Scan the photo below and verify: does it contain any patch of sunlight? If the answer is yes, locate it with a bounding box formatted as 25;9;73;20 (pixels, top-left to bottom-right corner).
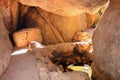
67;64;92;77
30;41;44;48
12;41;44;56
12;48;29;56
74;42;89;45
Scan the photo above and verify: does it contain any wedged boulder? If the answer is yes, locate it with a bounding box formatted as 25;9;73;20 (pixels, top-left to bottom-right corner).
13;28;42;47
92;0;120;80
31;42;93;69
24;7;101;45
0;13;12;77
18;0;108;16
17;2;105;45
25;7;90;44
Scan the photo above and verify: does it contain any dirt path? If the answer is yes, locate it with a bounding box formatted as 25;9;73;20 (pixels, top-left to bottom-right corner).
1;52;39;80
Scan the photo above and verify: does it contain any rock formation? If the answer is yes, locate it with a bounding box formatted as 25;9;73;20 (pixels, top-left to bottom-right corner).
0;0;18;33
1;0;120;80
92;0;120;80
18;0;108;16
25;8;90;44
0;0;17;77
33;43;92;80
13;28;42;47
0;13;12;77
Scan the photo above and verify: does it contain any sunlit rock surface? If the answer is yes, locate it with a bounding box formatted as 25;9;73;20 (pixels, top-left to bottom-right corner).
17;0;106;45
1;0;118;79
25;8;90;44
13;28;42;47
18;0;108;16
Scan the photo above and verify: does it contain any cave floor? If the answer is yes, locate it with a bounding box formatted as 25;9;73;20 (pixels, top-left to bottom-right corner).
1;52;39;80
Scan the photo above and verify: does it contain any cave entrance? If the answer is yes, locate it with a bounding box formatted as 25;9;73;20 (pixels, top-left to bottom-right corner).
1;0;110;80
10;3;108;80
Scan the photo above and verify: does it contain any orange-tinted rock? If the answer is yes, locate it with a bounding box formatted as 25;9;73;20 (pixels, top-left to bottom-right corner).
87;12;100;28
75;43;90;53
13;28;42;47
87;6;106;28
73;31;91;42
53;43;74;57
18;3;105;45
18;0;108;16
92;0;120;80
25;8;90;44
0;13;12;76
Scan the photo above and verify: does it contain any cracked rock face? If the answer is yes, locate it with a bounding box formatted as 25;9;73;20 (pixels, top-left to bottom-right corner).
92;0;120;80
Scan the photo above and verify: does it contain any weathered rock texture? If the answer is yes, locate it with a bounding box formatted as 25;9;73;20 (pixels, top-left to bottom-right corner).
92;0;120;80
0;14;12;77
0;0;19;33
13;28;42;47
25;8;90;44
17;1;106;45
36;53;90;80
1;53;39;80
73;31;91;42
18;0;108;16
86;13;100;28
0;0;16;77
32;43;91;80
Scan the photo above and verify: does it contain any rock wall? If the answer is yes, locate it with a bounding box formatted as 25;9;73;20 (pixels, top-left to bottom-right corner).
0;0;18;77
0;0;18;33
92;0;120;80
25;8;90;44
18;0;108;16
16;1;105;45
13;28;42;47
0;13;12;77
0;0;111;78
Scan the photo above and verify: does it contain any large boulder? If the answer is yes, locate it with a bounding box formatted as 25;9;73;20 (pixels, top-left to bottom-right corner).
18;0;108;16
13;28;42;47
25;8;89;44
31;43;91;80
17;1;106;45
0;13;12;77
92;0;120;80
0;0;15;77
